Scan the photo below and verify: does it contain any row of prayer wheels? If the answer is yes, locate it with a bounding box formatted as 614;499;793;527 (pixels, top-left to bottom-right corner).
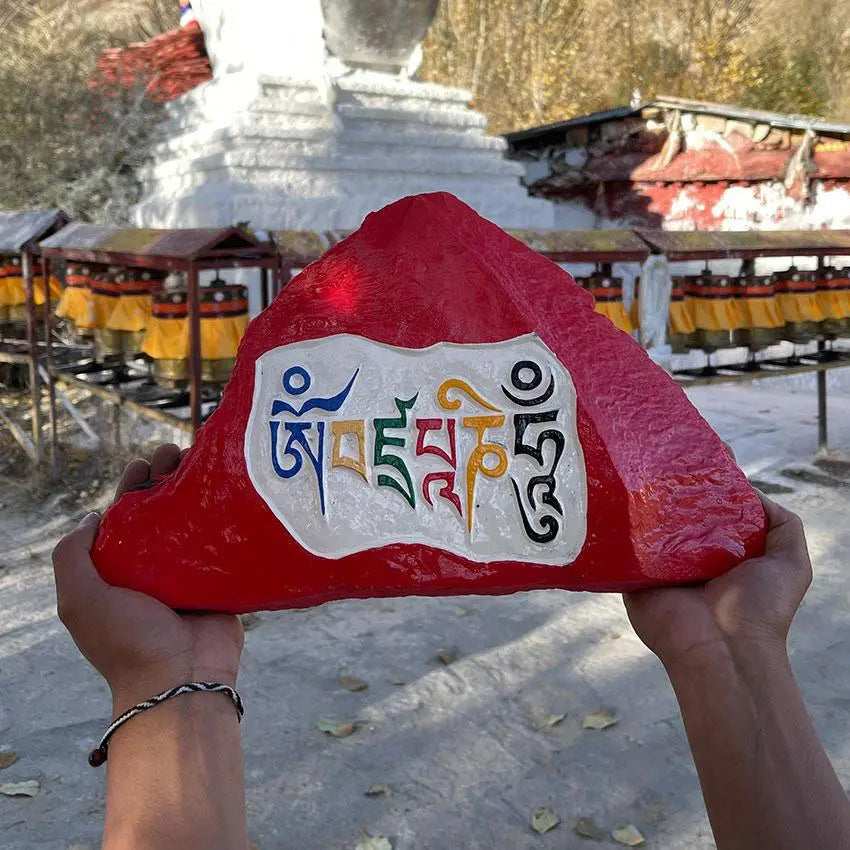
579;268;850;351
55;264;249;387
0;256;63;326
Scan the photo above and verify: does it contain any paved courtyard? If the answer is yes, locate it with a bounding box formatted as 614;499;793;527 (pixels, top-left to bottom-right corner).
1;379;849;849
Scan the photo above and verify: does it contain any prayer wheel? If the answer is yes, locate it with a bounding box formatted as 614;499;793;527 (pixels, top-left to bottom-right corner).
0;257;16;325
730;274;783;350
1;257;62;324
668;276;695;353
683;271;742;352
143;284;250;388
55;264;96;338
774;267;823;344
815;268;850;338
94;268;163;358
583;273;635;334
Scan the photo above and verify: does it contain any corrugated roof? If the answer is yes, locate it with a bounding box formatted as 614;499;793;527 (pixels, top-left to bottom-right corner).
505;96;850;148
507;228;650;261
0;209;68;253
637;229;850;260
40;223;273;263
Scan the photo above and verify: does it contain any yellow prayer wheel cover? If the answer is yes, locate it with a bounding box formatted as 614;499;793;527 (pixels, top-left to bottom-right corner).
685;275;746;332
2;276;26;307
105;294;153;333
92;293;117;329
142;315;249;361
816;274;850;320
56;286;95;326
776;292;824;323
669;299;696;335
201;314;249;359
594;301;635;334
739;296;784;329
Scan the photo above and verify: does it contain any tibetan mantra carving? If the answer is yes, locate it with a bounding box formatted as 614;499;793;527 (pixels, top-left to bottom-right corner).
245;334;587;565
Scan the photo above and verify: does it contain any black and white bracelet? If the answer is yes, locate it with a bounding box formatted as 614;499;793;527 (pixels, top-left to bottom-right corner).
89;682;244;767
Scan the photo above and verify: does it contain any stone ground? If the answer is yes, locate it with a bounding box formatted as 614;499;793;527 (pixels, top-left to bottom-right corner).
1;379;849;850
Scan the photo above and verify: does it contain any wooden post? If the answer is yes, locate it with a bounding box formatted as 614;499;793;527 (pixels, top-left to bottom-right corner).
187;263;202;437
42;256;58;476
260;266;270;311
22;251;43;463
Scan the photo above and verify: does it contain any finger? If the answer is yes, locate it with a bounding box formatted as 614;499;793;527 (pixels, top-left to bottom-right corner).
52;513;109;626
760;494;811;568
179;446;190;463
150;443;182;480
115;459;151;500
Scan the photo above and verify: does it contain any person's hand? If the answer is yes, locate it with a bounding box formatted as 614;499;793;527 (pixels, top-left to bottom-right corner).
625;492;812;675
53;444;244;714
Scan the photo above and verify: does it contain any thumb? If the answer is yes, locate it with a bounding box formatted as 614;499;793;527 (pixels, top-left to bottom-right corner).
53;512;108;625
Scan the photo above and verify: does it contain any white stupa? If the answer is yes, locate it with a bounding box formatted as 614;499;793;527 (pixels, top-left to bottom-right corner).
133;0;553;230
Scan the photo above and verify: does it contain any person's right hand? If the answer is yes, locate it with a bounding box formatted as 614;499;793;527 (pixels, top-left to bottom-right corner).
624;493;812;674
52;444;244;716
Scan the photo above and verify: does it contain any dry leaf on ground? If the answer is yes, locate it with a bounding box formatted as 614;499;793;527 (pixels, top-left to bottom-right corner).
365;783;391;797
583;709;619;730
339;675;368;692
435;648;458;665
0;779;40;797
354;835;392;850
531;806;560;834
573;816;602;840
612;824;646;846
534;712;567;730
316;718;357;738
0;751;18;769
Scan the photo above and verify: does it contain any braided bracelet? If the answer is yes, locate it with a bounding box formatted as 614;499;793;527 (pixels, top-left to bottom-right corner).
88;682;244;767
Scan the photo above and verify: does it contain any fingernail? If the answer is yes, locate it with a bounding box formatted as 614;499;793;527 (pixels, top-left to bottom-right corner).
81;511;101;524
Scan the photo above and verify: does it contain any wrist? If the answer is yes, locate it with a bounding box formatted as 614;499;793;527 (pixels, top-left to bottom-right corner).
110;663;239;717
660;633;789;685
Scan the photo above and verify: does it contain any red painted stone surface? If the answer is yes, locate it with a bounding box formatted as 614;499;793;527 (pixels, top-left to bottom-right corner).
92;192;766;612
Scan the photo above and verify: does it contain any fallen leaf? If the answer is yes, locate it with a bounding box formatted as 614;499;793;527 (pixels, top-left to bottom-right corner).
0;751;18;769
583;709;619;730
339;675;368;692
435;648;458;665
612;825;646;846
355;836;392;850
534;712;567;730
531;806;560;834
0;780;40;797
573;816;602;840
365;783;391;797
316;718;357;738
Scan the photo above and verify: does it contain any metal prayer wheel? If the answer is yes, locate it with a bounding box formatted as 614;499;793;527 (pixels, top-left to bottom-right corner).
667;276;690;353
816;268;850;338
4;256;31;324
683;271;735;352
94;268;136;357
149;285;248;389
0;257;15;325
61;263;95;339
199;284;248;384
775;267;821;344
731;274;783;350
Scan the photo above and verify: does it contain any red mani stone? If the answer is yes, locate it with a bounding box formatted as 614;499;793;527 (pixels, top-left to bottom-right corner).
92;192;766;613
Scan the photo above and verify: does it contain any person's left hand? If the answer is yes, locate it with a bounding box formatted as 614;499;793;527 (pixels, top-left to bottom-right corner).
52;444;244;715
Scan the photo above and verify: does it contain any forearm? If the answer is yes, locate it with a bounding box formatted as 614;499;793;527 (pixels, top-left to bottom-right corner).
666;638;850;850
102;689;247;850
